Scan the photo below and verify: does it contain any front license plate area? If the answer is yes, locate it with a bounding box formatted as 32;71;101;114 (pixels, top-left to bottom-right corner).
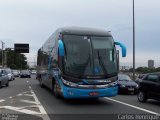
128;88;134;91
89;92;99;96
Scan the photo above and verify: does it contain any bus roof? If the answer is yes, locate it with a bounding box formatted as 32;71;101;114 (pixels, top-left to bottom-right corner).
58;26;112;37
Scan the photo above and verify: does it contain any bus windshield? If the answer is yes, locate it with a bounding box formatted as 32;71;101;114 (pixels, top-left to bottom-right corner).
63;35;117;78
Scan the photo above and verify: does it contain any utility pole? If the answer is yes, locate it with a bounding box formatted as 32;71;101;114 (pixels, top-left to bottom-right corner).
34;55;36;67
1;41;5;67
4;50;7;68
21;54;22;70
117;50;120;72
133;0;136;80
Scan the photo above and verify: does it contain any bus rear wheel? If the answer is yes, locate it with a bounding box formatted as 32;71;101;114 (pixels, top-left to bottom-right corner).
40;78;44;88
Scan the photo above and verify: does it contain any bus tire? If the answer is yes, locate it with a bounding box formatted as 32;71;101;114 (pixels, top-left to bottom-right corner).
53;82;61;99
40;79;44;88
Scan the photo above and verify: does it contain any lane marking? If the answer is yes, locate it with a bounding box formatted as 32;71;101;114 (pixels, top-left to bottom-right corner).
23;91;29;94
0;91;31;102
0;89;51;120
17;94;23;96
31;90;51;120
105;97;160;115
18;105;38;109
23;94;33;97
0;106;40;115
0;99;5;103
20;100;37;104
29;86;32;89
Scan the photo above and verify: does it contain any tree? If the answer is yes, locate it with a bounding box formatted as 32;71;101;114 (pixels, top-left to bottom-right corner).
136;67;159;73
4;48;29;69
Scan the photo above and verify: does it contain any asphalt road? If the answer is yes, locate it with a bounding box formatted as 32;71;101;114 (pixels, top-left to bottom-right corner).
0;76;160;120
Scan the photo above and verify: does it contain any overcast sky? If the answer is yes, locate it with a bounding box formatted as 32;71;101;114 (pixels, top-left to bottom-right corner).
0;0;160;67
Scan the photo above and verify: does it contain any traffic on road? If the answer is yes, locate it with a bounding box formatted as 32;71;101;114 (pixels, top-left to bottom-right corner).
0;71;160;120
1;1;160;119
0;26;160;119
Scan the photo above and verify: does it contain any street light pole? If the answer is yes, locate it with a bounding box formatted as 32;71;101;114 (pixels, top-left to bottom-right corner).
1;41;5;67
34;55;36;67
4;50;7;68
133;0;135;80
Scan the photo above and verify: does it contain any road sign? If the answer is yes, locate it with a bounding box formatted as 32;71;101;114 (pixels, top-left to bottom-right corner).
14;43;29;53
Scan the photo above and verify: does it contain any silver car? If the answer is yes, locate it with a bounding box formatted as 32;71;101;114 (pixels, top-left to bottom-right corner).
12;70;20;77
5;68;15;81
0;69;9;88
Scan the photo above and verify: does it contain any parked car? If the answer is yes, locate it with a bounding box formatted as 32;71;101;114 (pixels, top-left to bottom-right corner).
12;70;20;77
5;68;15;81
137;72;160;102
0;69;9;88
135;74;146;83
118;74;139;94
31;70;37;75
20;70;31;78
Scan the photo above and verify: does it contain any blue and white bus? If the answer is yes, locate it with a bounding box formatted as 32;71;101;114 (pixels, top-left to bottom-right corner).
37;27;126;98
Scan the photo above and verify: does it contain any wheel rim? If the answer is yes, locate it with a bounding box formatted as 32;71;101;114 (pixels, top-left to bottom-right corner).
138;92;144;101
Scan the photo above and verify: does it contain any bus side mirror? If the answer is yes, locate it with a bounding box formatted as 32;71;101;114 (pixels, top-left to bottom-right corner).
115;42;126;57
58;40;65;56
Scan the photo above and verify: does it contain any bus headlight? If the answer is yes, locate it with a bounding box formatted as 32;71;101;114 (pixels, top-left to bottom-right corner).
108;81;118;87
62;78;78;87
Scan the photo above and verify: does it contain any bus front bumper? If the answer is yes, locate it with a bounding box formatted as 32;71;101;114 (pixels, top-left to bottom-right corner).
61;85;118;98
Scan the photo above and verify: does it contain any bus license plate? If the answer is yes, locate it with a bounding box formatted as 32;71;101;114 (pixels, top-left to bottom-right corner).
128;88;134;91
89;92;99;96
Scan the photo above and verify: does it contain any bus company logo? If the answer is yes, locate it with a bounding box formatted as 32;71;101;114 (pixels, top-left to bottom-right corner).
83;80;98;85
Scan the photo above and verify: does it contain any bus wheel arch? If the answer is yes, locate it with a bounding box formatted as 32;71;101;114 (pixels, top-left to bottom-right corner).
52;78;62;98
39;75;44;88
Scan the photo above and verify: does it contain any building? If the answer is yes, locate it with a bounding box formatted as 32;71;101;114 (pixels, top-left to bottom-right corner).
120;66;132;71
148;60;154;68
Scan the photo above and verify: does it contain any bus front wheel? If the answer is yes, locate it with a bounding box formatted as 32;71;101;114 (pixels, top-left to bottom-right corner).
53;82;61;99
